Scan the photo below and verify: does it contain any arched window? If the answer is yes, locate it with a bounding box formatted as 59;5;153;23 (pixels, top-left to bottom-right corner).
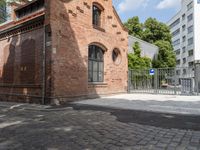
88;45;104;82
92;5;101;27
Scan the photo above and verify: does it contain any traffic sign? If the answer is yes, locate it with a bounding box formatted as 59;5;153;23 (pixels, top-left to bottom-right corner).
149;69;155;76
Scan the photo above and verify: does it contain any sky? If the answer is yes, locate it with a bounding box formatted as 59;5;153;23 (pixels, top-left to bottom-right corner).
113;0;182;23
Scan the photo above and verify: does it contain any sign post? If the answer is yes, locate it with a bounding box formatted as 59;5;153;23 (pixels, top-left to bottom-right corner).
149;69;155;76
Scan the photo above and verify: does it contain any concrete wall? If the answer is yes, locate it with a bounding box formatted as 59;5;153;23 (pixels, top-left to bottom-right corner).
194;0;200;61
128;35;158;60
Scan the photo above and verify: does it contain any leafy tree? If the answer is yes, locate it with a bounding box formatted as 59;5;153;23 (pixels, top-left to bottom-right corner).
133;41;141;57
153;40;176;68
0;0;23;24
142;18;172;44
125;17;175;68
128;42;151;69
0;0;7;23
124;16;143;38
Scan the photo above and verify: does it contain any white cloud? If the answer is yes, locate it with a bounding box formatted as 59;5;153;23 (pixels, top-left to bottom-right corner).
118;0;150;13
156;0;181;10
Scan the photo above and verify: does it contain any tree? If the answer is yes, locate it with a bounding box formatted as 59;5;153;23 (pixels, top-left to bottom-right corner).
125;16;176;68
0;0;24;24
124;16;143;38
142;18;172;44
152;40;176;68
0;0;7;23
128;42;151;69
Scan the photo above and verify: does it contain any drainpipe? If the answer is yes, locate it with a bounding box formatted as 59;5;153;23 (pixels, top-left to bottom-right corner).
42;24;46;105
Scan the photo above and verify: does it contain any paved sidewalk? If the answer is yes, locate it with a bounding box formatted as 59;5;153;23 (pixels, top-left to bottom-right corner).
73;94;200;115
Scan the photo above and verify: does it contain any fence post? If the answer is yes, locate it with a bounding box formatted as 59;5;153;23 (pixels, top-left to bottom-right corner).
174;68;177;95
128;70;131;93
194;60;200;95
154;68;158;94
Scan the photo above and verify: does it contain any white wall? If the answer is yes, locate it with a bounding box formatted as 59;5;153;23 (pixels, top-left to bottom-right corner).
128;36;158;60
194;0;200;60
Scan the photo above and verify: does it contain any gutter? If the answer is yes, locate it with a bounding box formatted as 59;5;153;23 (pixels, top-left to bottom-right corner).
42;24;46;105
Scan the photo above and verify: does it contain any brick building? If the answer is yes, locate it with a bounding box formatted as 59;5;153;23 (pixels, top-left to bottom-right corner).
0;0;128;104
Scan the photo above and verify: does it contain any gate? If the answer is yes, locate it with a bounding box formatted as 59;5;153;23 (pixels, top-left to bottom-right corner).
128;67;199;95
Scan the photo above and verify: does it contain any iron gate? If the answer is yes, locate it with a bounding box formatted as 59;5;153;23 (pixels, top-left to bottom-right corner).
128;67;199;95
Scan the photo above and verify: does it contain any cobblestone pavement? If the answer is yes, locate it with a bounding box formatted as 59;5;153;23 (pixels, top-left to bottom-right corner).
0;104;200;150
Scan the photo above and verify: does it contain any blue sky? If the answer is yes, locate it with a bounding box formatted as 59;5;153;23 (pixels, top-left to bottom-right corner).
113;0;182;23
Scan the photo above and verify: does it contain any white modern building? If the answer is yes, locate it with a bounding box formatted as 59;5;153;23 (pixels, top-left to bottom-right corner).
167;0;200;73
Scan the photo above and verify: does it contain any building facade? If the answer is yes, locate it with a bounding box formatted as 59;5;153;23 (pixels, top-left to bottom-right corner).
167;0;200;74
128;35;158;60
0;0;128;104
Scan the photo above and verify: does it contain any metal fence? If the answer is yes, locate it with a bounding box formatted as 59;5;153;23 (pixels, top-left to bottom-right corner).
128;67;200;96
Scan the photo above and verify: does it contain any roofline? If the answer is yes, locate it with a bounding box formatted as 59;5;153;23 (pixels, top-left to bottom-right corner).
112;6;128;32
0;10;45;31
166;10;181;25
128;35;159;49
0;15;44;35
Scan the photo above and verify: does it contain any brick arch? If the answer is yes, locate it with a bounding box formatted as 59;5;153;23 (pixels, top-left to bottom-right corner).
92;1;105;11
89;42;107;52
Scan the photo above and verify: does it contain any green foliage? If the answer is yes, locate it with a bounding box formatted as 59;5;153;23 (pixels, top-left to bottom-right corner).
125;16;176;68
142;18;172;44
153;40;176;68
0;0;7;24
0;0;21;24
124;16;143;38
132;41;141;57
128;42;151;69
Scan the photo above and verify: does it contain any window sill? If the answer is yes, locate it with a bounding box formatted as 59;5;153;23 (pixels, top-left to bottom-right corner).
93;25;105;32
88;82;108;85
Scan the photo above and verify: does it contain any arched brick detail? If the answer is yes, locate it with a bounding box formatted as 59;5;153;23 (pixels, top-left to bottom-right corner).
89;42;107;52
93;2;104;11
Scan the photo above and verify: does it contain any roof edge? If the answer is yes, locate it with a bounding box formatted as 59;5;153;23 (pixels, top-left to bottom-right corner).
112;6;128;32
128;35;159;49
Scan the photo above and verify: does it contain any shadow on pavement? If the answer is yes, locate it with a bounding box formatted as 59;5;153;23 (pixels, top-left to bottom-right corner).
69;103;200;131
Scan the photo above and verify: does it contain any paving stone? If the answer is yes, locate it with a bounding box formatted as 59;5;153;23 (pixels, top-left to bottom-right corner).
0;105;200;149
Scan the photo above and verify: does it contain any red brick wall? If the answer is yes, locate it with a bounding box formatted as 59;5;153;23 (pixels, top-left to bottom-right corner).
47;0;128;102
0;0;128;103
0;27;44;103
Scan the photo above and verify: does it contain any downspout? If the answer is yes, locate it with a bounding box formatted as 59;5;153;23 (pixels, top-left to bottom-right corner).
42;24;46;105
